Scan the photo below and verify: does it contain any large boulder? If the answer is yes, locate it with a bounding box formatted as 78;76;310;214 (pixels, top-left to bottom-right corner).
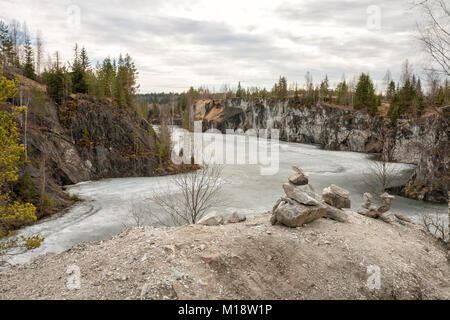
283;183;321;206
322;184;351;209
198;211;224;226
288;166;309;186
272;200;325;228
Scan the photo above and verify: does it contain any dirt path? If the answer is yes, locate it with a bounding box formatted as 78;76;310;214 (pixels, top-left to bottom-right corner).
1;211;449;300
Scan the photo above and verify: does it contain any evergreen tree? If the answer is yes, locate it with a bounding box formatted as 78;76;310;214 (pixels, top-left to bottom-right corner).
80;47;89;72
319;75;329;102
71;44;88;94
236;81;244;98
386;81;396;101
0;21;14;64
23;35;36;80
41;54;71;105
434;87;446;108
336;80;348;105
278;76;287;99
387;71;426;122
354;73;378;114
98;57;115;98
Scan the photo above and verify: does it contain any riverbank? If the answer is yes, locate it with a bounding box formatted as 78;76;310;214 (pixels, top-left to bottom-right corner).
1;211;448;300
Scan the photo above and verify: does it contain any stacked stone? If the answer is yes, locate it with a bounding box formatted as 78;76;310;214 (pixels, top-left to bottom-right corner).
271;167;350;228
356;192;396;223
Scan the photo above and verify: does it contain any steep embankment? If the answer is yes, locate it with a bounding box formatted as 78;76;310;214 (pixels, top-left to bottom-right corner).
0;212;448;300
195;99;449;203
4;67;183;220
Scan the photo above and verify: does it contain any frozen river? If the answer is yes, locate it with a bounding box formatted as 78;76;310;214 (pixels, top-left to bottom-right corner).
9;132;448;264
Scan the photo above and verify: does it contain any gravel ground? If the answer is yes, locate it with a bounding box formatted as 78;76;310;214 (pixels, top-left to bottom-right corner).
1;211;449;300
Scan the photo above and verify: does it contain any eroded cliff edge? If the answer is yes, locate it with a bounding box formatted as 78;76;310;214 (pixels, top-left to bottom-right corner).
195;98;449;203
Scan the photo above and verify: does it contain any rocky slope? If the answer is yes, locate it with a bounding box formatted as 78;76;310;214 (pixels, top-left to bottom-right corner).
0;211;448;300
195;99;449;203
4;67;185;219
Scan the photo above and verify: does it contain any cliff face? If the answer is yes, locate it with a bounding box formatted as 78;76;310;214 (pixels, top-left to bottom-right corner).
196;99;449;203
57;94;160;182
4;69;165;218
403;107;450;202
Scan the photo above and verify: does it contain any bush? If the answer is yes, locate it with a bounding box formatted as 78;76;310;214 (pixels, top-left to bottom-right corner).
40;193;54;211
70;194;81;202
12;174;37;203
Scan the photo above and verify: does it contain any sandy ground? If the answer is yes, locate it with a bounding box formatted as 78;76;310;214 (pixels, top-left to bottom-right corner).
0;211;449;300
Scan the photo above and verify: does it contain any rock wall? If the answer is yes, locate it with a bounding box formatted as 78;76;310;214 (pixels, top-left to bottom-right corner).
3;66;164;217
196;98;449;203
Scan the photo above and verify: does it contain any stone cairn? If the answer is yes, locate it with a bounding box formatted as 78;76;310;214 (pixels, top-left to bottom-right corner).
356;192;412;224
271;166;351;228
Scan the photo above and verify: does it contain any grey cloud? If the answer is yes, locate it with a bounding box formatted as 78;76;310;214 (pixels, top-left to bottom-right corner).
0;0;424;92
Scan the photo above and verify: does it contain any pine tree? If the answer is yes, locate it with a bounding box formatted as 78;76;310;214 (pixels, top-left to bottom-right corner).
236;81;244;98
80;47;90;72
336;80;348;105
41;53;71;105
386;81;396;101
354;73;377;114
71;44;88;94
434;87;446;108
23;35;36;80
320;75;329;102
278;76;287;99
0;21;14;64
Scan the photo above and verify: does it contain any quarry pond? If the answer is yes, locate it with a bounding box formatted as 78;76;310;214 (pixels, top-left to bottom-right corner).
10;132;448;265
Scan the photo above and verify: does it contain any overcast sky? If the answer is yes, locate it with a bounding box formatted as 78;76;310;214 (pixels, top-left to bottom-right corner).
0;0;428;93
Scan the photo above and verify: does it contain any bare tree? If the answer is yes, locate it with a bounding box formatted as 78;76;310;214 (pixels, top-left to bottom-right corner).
10;20;20;64
363;157;401;197
421;213;448;242
122;202;151;229
156;107;172;163
415;0;449;76
383;69;392;97
151;164;227;226
363;134;401;197
35;30;43;75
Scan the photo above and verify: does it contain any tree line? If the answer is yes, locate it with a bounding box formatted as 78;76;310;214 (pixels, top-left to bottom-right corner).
175;62;448;122
0;19;139;109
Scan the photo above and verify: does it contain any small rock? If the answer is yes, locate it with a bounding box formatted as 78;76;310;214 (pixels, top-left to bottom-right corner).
270;214;278;225
289;166;309;185
173;270;184;280
226;212;247;224
394;213;412;223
